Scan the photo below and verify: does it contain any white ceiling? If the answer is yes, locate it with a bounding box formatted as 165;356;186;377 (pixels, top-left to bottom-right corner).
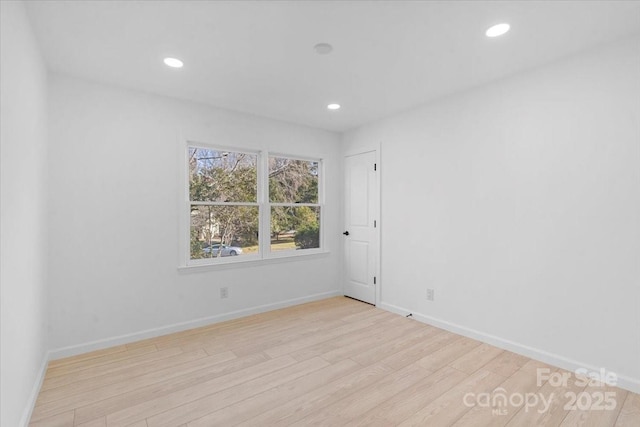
25;1;640;132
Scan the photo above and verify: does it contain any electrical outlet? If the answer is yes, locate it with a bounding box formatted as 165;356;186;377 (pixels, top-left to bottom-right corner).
220;287;229;299
426;289;434;301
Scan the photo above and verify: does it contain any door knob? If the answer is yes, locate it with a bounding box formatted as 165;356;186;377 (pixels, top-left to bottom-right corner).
343;231;350;236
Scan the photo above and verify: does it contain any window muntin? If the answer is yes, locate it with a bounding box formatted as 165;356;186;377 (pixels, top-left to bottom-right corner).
184;145;323;266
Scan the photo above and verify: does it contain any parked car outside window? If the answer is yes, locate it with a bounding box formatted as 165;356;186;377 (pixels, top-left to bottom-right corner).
202;244;243;257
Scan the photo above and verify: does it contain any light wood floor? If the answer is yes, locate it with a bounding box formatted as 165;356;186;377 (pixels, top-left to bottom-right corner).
31;297;639;427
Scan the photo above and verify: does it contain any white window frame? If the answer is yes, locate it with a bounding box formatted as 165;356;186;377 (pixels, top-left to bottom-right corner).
266;152;325;259
179;140;325;269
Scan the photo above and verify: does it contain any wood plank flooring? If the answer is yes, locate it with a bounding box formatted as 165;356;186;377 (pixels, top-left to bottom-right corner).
30;297;640;426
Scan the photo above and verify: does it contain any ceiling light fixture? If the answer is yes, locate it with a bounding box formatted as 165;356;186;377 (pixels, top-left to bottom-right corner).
485;23;510;38
314;43;333;55
163;57;184;68
327;103;341;110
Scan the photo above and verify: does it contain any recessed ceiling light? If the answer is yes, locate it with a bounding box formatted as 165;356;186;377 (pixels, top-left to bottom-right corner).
485;23;510;38
163;57;184;68
314;43;333;55
327;103;341;110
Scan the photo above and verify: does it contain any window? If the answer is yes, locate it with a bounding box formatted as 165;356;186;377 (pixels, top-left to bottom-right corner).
184;143;323;266
269;156;321;253
188;147;260;262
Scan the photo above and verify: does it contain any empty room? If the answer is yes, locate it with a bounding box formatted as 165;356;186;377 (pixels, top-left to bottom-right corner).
1;0;639;426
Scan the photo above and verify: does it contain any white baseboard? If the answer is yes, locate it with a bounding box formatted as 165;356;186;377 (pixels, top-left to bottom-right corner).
379;302;640;395
49;290;341;360
20;351;49;427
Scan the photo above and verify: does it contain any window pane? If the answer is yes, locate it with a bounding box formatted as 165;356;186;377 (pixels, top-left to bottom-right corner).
190;205;259;259
269;157;318;203
189;147;257;202
270;206;320;251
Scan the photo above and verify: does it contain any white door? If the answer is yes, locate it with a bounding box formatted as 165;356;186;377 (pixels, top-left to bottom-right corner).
343;151;378;305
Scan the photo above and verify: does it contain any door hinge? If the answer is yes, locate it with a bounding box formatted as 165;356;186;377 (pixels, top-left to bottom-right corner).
373;276;377;285
374;220;377;228
374;163;377;171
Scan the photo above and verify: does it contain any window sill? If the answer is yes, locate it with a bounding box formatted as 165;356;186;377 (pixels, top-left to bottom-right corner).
177;250;331;273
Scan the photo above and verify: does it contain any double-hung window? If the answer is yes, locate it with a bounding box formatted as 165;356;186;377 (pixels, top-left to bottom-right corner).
188;146;260;263
268;155;321;254
184;143;323;267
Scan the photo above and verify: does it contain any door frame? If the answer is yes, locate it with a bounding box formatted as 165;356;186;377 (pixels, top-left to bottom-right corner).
342;143;381;306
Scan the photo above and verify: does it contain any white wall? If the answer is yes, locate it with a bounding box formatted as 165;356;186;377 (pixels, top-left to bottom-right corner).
47;75;342;353
343;37;640;391
0;1;50;425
